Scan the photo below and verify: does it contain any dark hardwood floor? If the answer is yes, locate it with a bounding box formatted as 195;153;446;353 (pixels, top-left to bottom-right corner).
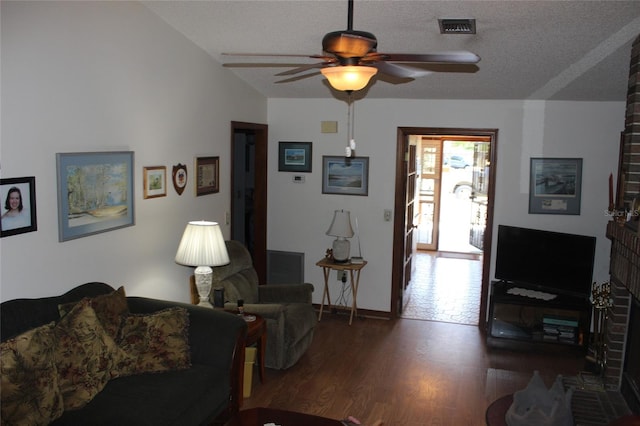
242;315;586;425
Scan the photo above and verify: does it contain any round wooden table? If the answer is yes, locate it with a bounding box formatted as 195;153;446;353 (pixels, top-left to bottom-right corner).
226;407;343;426
485;394;512;426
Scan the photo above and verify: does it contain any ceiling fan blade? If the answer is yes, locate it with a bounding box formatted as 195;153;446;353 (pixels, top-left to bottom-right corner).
389;63;480;74
275;72;322;84
373;62;432;79
223;63;318;69
275;61;335;76
222;52;317;58
380;51;481;64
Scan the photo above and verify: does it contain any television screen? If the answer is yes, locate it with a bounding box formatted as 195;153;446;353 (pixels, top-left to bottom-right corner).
495;225;596;297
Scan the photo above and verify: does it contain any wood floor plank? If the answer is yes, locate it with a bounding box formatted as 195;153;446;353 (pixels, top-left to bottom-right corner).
243;316;585;425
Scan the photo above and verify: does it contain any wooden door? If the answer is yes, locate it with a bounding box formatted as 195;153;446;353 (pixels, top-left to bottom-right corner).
230;121;268;285
391;134;419;314
469;142;490;250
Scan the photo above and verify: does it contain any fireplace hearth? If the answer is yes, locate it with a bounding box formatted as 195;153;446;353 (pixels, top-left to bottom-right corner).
621;295;640;413
605;222;640;415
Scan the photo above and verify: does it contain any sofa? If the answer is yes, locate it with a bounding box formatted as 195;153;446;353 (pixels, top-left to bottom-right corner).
195;240;317;370
0;282;247;426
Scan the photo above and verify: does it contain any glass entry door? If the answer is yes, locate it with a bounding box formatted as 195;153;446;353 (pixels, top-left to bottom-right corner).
416;139;442;250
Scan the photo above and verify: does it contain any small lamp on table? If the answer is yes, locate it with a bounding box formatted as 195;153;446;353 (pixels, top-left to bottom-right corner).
326;209;354;263
175;221;229;308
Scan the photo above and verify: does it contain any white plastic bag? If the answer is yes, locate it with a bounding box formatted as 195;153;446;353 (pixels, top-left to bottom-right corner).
505;371;573;426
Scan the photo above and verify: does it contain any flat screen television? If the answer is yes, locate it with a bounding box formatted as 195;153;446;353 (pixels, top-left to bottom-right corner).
495;225;596;297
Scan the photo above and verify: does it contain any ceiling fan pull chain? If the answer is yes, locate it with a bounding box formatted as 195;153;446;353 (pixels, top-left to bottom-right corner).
345;92;355;157
350;98;356;151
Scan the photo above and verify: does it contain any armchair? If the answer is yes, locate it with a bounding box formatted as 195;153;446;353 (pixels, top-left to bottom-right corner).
191;240;317;370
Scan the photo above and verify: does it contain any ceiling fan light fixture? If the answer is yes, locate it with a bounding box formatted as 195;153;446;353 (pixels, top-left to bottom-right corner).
320;66;378;91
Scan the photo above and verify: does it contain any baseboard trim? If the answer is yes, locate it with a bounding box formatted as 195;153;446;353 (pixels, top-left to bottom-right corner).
313;304;392;321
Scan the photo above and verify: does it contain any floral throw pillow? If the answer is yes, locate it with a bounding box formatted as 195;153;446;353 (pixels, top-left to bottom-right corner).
58;286;129;340
117;307;191;376
0;322;64;425
54;299;128;410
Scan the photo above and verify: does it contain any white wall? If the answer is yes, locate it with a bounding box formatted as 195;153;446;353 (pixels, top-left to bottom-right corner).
1;1;626;314
267;98;624;312
0;1;267;302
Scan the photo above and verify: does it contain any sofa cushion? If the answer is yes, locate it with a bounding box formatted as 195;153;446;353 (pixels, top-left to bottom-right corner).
0;322;64;425
50;364;229;426
117;307;191;375
58;286;128;339
54;299;126;410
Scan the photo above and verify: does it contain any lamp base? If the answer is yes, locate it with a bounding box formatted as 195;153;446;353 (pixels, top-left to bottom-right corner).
332;238;350;263
194;266;213;308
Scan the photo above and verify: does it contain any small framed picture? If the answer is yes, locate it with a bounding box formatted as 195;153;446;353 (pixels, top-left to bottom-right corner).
1;176;37;238
143;166;167;199
322;156;369;196
195;156;219;196
529;157;582;215
279;142;312;173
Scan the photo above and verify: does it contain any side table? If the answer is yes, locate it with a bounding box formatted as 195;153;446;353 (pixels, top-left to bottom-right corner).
232;312;266;407
243;313;266;384
316;258;367;325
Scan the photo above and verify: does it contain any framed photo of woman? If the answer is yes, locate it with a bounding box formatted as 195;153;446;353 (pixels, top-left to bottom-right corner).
0;176;37;238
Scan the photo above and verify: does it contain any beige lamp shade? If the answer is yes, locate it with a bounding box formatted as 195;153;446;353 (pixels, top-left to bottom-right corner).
175;221;229;267
320;66;378;91
326;210;355;238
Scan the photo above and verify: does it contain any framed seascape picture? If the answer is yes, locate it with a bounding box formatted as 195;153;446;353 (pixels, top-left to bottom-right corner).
56;151;135;241
0;176;37;238
195;156;219;196
529;157;582;215
279;142;312;172
143;166;167;199
322;156;369;196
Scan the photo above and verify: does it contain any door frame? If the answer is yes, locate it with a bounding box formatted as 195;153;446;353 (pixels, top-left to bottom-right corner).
392;127;498;327
230;121;268;285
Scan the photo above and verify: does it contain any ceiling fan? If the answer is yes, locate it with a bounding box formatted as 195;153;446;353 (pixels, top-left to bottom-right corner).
222;0;481;91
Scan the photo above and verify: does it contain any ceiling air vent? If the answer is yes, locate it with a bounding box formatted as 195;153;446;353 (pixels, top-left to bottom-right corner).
438;19;476;35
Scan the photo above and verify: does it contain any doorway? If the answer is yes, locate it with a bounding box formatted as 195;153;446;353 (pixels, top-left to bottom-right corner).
391;127;497;327
230;121;268;285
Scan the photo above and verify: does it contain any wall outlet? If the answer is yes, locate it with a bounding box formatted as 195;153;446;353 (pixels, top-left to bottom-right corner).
338;270;347;282
384;209;392;222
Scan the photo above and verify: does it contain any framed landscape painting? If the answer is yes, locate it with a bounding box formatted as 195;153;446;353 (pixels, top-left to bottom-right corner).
279;142;312;172
56;151;135;241
0;176;37;238
322;156;369;196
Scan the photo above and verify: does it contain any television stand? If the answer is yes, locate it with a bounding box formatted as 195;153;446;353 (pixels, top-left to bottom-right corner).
487;280;591;352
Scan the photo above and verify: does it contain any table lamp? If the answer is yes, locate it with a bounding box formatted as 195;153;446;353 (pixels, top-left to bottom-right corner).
175;221;229;307
326;209;354;263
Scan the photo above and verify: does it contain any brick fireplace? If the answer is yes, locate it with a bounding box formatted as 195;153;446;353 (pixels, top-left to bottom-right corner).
604;222;640;391
602;32;640;412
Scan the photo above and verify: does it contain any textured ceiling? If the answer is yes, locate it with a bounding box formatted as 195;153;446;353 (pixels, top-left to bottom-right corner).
143;0;640;101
